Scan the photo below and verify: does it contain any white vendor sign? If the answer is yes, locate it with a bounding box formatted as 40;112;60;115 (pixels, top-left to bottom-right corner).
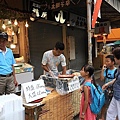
68;76;80;92
21;79;47;103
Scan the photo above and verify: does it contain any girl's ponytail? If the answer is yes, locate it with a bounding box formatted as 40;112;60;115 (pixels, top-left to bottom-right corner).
92;74;97;88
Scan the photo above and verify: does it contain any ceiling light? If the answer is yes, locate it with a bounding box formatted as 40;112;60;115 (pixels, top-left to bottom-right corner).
2;23;6;29
30;17;35;21
103;33;107;36
67;21;70;26
10;44;16;49
14;19;18;25
12;31;14;35
25;21;29;27
8;20;12;24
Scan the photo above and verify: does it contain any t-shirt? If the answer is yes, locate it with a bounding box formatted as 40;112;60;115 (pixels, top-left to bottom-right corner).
41;50;66;76
0;47;16;75
103;68;117;83
113;67;120;100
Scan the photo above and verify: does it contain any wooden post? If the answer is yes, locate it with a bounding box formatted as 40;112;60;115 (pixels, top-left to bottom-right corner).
19;22;29;62
62;24;69;68
87;0;92;65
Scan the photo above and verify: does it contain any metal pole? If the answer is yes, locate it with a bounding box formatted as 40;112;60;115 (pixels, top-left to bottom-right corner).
87;0;92;65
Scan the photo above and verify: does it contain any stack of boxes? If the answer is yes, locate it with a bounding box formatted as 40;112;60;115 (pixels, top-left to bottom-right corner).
0;94;25;120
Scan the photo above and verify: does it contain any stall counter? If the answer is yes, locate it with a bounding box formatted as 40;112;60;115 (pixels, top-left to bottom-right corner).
24;89;81;120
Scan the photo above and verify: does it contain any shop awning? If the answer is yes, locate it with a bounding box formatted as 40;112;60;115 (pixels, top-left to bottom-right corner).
97;28;120;42
104;0;120;28
105;0;120;13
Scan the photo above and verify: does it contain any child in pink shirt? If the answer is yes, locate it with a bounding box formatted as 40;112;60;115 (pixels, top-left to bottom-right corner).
79;64;96;120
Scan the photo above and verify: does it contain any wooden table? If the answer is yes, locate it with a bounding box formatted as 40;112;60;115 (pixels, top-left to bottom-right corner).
23;100;45;120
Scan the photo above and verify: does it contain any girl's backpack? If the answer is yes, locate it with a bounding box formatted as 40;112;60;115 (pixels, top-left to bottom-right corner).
84;82;105;114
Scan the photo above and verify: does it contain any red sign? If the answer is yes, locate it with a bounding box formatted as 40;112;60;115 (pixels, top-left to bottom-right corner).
92;0;103;28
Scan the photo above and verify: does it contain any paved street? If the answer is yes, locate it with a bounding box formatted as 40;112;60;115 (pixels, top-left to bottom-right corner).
74;115;79;120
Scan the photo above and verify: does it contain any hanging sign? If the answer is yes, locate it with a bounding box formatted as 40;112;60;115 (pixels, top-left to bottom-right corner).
21;79;47;103
30;1;41;17
69;13;87;29
94;21;111;35
55;10;66;24
51;0;70;9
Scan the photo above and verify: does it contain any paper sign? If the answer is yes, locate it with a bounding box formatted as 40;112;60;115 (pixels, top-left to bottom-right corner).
68;76;80;92
21;79;47;103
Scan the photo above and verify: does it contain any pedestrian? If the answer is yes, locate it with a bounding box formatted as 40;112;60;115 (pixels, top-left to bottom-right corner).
102;47;120;120
79;64;96;120
41;41;66;77
0;32;18;95
99;55;117;120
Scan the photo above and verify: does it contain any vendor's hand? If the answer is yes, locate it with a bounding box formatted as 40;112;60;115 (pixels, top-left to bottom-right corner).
102;83;109;90
49;70;55;77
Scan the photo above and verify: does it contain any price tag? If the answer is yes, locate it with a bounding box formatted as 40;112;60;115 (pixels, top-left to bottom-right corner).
68;76;80;92
21;79;47;103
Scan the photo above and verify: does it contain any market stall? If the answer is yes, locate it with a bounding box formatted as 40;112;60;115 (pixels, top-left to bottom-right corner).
22;73;82;120
0;74;81;120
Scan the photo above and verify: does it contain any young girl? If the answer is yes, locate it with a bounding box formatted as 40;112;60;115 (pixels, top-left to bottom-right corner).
80;64;96;120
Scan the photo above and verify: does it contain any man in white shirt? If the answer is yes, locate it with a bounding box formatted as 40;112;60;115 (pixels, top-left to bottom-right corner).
41;41;66;77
